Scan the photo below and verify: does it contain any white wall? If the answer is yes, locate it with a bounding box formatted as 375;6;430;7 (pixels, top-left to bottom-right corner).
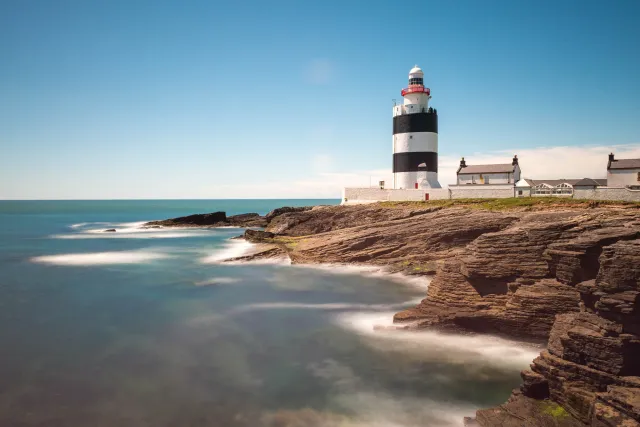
393;133;438;153
403;92;429;108
573;187;640;202
395;171;441;190
342;187;449;204
457;173;514;185
607;169;640;187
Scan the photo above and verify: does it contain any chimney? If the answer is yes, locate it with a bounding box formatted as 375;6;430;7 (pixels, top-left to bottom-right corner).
512;154;519;166
460;157;466;168
608;152;615;169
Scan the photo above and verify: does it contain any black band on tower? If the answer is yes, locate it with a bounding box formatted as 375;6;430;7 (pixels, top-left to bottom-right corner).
392;152;438;173
393;112;438;135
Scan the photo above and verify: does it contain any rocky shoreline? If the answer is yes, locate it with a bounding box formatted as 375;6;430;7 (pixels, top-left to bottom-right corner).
147;199;640;426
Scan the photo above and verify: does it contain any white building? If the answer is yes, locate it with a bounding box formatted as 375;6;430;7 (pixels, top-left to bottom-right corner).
392;66;441;190
515;178;606;197
607;153;640;189
455;155;521;185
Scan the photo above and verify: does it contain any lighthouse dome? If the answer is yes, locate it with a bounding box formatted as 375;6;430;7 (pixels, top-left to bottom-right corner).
409;65;424;76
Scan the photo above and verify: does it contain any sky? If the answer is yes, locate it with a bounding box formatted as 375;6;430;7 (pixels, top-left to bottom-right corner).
1;0;639;199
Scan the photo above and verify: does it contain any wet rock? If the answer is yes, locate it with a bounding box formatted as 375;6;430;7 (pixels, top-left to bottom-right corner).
244;229;275;242
227;213;268;228
144;211;268;228
264;206;313;222
104;229;116;232
146;212;227;227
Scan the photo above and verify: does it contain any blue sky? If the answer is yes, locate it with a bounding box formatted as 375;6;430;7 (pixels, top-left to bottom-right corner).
1;0;639;199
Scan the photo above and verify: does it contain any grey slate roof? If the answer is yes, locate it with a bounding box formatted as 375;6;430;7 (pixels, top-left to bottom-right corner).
457;164;515;174
608;159;640;170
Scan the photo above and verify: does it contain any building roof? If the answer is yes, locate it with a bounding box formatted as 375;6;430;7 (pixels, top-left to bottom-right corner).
573;178;608;187
457;164;516;174
518;178;606;188
608;158;640;170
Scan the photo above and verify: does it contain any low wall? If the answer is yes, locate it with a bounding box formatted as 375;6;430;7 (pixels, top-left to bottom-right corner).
573;187;640;202
342;188;449;204
448;185;514;199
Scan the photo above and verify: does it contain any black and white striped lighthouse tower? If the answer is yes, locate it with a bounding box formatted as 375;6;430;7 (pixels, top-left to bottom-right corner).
392;66;441;189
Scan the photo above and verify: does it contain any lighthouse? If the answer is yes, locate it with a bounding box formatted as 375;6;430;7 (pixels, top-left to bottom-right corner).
392;66;441;189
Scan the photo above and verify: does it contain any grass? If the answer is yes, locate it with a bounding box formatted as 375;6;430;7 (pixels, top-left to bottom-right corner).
268;236;304;250
539;401;570;419
379;197;640;211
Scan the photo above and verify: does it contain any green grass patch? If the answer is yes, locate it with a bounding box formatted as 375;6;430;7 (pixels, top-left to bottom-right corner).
539;401;570;419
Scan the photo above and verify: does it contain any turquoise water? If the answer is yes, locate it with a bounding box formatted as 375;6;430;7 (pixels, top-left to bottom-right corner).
0;200;538;427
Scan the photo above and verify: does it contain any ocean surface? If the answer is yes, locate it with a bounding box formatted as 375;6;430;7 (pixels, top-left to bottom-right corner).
0;200;540;427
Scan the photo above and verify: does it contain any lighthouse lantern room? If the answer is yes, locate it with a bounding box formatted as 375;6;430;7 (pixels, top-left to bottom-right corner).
392;66;441;189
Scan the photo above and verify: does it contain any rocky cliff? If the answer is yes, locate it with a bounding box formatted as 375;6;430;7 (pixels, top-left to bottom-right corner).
244;200;640;426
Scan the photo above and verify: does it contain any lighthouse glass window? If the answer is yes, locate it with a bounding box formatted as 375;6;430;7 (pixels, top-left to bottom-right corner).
409;77;423;86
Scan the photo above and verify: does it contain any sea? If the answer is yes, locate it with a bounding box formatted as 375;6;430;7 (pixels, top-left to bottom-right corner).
0;199;541;427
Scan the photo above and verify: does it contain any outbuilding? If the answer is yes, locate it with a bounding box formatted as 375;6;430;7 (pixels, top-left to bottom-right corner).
607;153;640;189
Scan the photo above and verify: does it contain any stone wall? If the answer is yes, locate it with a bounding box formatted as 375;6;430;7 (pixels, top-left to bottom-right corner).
449;185;514;199
343;186;640;204
574;187;640;202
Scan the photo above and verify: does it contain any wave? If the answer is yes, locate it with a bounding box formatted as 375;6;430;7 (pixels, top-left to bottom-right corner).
290;263;431;291
52;231;214;239
30;250;172;266
335;311;542;370
261;391;474;427
194;277;242;286
200;240;256;263
228;297;425;316
58;221;216;239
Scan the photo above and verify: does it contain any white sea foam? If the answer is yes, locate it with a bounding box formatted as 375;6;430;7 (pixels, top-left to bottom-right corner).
200;240;256;263
335;310;541;369
52;231;213;239
194;277;242;286
30;250;171;266
261;388;473;427
290;263;431;291
58;221;216;239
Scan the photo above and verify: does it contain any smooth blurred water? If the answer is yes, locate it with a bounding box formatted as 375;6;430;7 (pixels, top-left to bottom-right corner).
0;200;539;427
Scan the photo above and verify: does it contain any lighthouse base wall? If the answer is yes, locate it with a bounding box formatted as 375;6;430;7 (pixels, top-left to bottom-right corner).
342;187;450;204
394;171;441;190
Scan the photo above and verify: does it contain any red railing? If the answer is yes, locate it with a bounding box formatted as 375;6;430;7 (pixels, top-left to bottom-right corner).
401;86;430;96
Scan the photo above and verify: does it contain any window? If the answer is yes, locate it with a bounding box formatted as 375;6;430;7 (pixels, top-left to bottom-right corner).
637;172;640;182
533;183;553;195
409;77;423;85
518;190;523;196
554;183;573;195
